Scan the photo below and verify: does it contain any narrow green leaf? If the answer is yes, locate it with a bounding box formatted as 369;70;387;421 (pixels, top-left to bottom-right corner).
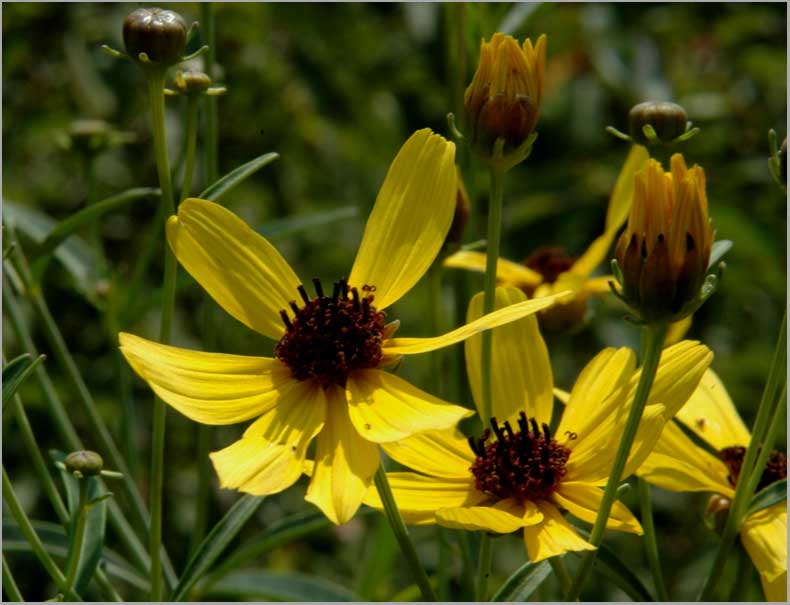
707;240;733;271
490;559;551;601
259;206;359;239
3;353;45;405
30;188;159;262
591;542;655;601
2;519;148;593
172;494;264;601
199;152;279;202
50;450;108;593
205;570;360;602
746;479;787;517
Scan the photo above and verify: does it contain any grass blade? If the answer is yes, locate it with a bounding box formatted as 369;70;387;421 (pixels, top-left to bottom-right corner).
2;353;45;406
199;153;279;202
205;570;360;602
745;478;787;517
259;206;359;239
490;559;551;601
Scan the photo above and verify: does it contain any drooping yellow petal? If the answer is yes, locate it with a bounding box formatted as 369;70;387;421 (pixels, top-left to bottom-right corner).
556;347;636;443
637;419;733;496
363;472;484;523
465;287;553;425
380;428;475;479
346;369;472;443
305;387;380;525
522;501;596;562
436;498;542;533
382;291;569;355
674;368;751;450
741;504;787;602
166;198;301;340
120;332;292;425
554;482;642;534
665;316;693;346
349;129;456;310
442;250;542;289
209;440;304;496
570;144;649;277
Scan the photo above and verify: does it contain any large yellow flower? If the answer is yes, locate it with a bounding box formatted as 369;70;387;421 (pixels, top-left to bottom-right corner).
364;286;712;560
638;369;787;601
120;129;568;525
444;145;650;330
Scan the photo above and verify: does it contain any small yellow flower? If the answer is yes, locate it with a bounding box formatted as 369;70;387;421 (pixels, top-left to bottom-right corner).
613;153;714;322
464;33;546;171
638;370;787;601
444;145;650;330
120;129;569;525
364;286;712;561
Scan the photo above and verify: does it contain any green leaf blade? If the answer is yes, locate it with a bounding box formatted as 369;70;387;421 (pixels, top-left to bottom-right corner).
491;559;552;601
205;570;361;602
746;478;787;517
3;353;45;405
199;152;279;202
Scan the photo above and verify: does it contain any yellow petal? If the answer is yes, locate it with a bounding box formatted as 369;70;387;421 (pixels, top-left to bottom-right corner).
665;316;693;346
674;368;751;451
346;369;472;443
570;144;649;277
209;439;304;496
741;503;787;598
554;482;642;534
167;198;301;340
380;428;474;479
382;291;569;355
305;388;380;524
362;472;483;521
120;332;292;425
636;419;733;496
349;129;456;309
436;498;541;533
581;275;615;296
465;287;554;424
522;501;596;562
556;347;636;443
442;250;542;289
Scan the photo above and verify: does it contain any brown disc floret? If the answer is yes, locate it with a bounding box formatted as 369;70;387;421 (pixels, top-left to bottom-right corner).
720;445;787;491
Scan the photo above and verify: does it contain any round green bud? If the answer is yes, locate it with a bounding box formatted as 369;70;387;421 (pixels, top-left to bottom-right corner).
123;7;188;66
628;101;688;146
64;450;104;476
174;70;212;95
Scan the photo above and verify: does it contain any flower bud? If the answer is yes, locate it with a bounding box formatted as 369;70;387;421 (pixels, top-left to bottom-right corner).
464;33;546;172
173;70;211;94
123;7;188;66
628;101;689;146
64;450;104;476
613;154;714;322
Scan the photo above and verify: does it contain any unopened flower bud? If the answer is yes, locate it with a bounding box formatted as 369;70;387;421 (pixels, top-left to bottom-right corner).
704;494;731;534
464;33;546;172
445;167;470;247
123;7;188;66
64;450;104;476
628;101;689;146
613;154;714;322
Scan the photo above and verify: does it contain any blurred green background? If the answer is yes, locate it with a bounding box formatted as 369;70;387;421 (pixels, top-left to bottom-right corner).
3;2;786;601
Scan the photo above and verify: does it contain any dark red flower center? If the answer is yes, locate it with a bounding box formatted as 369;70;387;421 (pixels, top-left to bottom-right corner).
522;246;575;284
275;278;386;388
720;445;787;491
468;411;571;502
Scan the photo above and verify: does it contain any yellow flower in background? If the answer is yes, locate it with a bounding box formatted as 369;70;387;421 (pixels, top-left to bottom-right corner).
464;33;547;171
364;286;712;561
638;370;787;601
120;129;568;525
613;153;714;322
444;145;650;330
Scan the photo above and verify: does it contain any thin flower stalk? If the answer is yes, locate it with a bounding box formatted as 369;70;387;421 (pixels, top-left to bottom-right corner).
637;478;669;601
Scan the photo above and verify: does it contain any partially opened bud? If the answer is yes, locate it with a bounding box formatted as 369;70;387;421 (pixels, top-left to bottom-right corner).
464;33;546;172
123;7;188;66
613;154;714;322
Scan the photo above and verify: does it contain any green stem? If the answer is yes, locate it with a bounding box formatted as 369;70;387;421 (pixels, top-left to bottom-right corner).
698;312;786;601
2;555;24;602
638;478;669;601
145;68;179;603
200;3;219;185
549;556;571;596
566;322;668;600
64;481;89;592
374;464;437;601
475;533;493;600
2;467;81;601
189;425;212;556
456;531;477;600
180;97;200;203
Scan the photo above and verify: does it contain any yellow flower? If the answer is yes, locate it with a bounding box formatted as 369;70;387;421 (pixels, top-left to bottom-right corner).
464;33;546;171
444;145;650;330
613;153;714;322
638;369;787;601
364;286;712;561
120;129;569;525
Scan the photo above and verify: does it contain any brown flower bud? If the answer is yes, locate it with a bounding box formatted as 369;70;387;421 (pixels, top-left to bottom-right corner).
64;450;104;476
628;101;689;146
123;7;188;66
